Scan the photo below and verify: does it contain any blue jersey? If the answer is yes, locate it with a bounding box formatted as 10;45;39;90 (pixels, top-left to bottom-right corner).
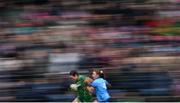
91;78;110;102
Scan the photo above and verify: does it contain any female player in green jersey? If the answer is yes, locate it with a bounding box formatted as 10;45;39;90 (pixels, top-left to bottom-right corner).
69;70;95;103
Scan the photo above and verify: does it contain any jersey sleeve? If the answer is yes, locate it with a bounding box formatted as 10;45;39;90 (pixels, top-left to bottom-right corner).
91;80;97;87
79;75;86;81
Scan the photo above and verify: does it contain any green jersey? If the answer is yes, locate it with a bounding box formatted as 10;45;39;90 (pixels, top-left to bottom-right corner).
76;75;93;102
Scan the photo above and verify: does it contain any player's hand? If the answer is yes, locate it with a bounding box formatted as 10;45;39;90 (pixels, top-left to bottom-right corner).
84;77;93;85
86;86;95;93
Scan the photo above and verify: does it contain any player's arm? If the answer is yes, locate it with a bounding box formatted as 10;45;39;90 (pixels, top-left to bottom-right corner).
84;77;93;85
86;86;95;93
84;77;95;93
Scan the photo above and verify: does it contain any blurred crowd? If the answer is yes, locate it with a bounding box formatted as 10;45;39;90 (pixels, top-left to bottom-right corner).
0;0;179;102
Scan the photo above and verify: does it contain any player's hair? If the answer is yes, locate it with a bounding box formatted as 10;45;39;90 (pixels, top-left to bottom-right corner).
93;69;104;79
69;70;79;76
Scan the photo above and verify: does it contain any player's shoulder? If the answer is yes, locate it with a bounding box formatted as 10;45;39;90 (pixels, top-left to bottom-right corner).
79;75;86;78
93;78;104;83
79;75;86;80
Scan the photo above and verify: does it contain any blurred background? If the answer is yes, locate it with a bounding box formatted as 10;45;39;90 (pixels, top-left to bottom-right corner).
0;0;179;102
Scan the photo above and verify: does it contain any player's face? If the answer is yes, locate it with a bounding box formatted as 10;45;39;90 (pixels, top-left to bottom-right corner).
92;71;99;79
70;75;78;81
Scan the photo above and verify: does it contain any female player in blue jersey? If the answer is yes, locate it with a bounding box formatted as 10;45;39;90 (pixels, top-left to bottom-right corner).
87;70;111;102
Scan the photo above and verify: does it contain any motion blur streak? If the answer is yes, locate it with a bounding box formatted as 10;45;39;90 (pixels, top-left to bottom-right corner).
0;0;179;102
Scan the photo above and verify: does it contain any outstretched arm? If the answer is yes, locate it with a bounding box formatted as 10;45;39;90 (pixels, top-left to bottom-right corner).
84;77;95;93
84;77;93;85
87;86;95;93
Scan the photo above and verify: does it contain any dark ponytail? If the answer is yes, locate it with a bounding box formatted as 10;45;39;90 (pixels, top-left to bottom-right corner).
99;70;104;78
